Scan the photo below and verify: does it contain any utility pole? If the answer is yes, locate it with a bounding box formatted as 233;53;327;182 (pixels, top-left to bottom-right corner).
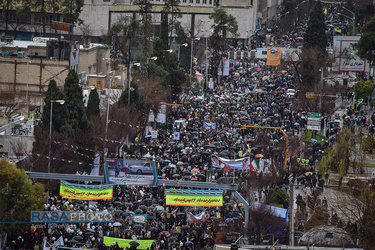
289;174;294;246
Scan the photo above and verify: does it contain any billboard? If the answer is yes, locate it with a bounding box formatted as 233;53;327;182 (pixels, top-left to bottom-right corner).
104;158;157;186
267;47;281;66
165;189;223;207
59;180;113;200
334;36;369;72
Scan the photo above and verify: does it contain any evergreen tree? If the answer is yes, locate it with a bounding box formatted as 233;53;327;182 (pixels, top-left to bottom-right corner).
210;8;239;82
63;70;90;137
118;82;145;112
40;80;68;133
61;0;84;26
86;88;100;119
303;0;328;55
356;16;375;63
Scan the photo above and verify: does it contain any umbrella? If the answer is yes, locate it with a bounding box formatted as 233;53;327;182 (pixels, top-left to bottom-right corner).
113;222;122;227
169;236;178;241
86;228;95;233
211;217;219;221
133;224;143;229
69;240;78;244
124;229;133;233
149;227;159;231
172;174;180;178
225;218;233;223
125;202;134;207
154;206;165;212
219;223;228;227
147;216;155;220
129;241;140;247
305;172;313;176
139;205;148;210
183;171;192;175
255;154;264;158
185;241;194;246
114;210;123;213
73;236;83;241
85;232;94;236
182;225;190;229
133;201;141;205
116;218;124;222
134;209;143;214
170;241;180;246
160;231;170;235
173;231;182;235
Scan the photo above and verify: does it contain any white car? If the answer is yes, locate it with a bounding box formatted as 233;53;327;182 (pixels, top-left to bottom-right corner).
286;89;296;98
128;162;153;174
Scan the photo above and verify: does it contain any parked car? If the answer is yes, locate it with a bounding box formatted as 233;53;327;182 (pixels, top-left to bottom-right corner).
128;162;153;174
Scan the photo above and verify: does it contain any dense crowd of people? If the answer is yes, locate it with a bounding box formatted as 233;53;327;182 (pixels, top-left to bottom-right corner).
4;1;371;249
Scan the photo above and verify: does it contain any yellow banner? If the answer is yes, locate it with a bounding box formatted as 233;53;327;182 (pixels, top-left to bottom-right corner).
165;189;223;207
267;47;281;66
103;236;154;249
59;180;113;200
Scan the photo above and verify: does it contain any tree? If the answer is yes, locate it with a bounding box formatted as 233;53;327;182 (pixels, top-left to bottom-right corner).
62;70;90;137
61;0;84;26
40;80;68;133
138;0;153;56
318;127;354;189
0;158;45;233
163;0;181;45
86;88;100;119
354;79;374;99
303;0;327;57
118;82;145;113
356;16;375;63
209;8;239;83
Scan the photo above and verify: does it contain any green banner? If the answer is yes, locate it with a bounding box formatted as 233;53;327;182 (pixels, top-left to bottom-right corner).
165;189;223;207
59;180;113;200
103;236;154;249
132;214;147;224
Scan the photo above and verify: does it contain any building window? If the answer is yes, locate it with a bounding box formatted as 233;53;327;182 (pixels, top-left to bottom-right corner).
209;0;212;4
103;0;110;2
203;0;206;3
189;0;193;3
196;0;200;3
183;0;187;2
88;66;92;74
251;0;253;5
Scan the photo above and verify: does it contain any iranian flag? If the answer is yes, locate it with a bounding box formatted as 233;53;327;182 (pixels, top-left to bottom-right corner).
249;158;259;171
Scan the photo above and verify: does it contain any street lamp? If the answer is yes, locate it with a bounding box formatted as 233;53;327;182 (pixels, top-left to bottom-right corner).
190;37;201;76
147;56;158;64
48;100;65;175
177;43;188;66
338;12;355;35
26;61;31;116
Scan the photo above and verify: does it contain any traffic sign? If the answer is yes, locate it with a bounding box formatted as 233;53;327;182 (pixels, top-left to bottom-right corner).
307;112;321;131
305;92;315;99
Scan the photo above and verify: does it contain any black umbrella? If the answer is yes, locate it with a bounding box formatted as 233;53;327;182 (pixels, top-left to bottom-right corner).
122;213;128;217
173;231;182;235
147;216;155;220
133;224;143;229
169;236;178;241
69;240;78;244
181;225;190;229
86;228;95;233
129;241;140;247
114;210;123;213
125;202;134;207
183;171;192;175
149;227;159;231
134;209;143;214
73;236;83;241
170;241;180;246
133;201;141;205
85;232;94;236
124;229;133;233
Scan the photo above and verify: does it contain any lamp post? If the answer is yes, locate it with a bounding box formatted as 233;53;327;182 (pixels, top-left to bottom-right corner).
190;38;200;76
147;56;158;64
177;43;188;66
338;12;355;35
26;61;31;115
48;100;65;175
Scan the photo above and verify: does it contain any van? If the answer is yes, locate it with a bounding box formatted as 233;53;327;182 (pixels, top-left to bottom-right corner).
173;119;188;131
